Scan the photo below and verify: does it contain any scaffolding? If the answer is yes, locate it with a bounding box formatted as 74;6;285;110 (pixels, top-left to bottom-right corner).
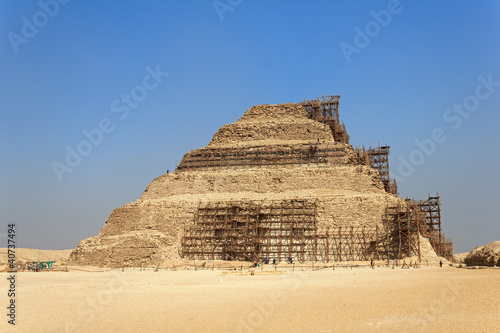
314;225;389;262
415;195;441;236
382;203;422;261
181;199;318;262
181;199;415;263
368;145;390;190
412;195;453;260
300;95;349;144
356;145;398;195
175;142;349;172
381;196;454;262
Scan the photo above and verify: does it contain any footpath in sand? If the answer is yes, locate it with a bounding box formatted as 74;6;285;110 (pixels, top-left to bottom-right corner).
1;266;498;332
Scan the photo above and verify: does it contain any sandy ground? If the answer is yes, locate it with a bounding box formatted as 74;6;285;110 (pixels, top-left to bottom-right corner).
1;265;499;333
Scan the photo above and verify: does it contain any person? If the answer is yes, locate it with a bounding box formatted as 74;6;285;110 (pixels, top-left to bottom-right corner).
272;258;276;265
265;257;269;264
439;259;443;267
370;259;374;269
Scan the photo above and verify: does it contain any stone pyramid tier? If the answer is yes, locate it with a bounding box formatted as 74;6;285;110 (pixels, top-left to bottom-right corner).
209;103;334;147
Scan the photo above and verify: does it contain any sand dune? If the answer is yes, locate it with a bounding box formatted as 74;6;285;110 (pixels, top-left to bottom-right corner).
0;248;71;265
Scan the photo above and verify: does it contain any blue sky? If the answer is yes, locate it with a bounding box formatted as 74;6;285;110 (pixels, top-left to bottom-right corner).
1;0;499;252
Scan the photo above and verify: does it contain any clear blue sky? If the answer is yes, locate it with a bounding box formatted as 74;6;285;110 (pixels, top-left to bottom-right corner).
1;1;499;253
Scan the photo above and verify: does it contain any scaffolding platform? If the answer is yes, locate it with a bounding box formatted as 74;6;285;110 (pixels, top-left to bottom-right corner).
176;142;350;172
181;199;420;263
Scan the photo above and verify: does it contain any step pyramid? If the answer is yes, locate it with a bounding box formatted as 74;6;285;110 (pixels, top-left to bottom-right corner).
69;97;411;267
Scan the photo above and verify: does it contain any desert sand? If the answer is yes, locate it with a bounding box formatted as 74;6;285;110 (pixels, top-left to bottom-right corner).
1;264;499;333
0;248;72;264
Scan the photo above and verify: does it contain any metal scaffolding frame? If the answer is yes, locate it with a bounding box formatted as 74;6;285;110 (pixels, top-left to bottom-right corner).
411;195;453;261
382;196;454;262
382;203;422;261
181;199;318;262
355;144;398;195
181;199;421;263
299;95;350;144
175;142;350;172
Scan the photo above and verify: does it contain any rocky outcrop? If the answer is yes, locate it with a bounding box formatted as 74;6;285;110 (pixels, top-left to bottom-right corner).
464;241;500;266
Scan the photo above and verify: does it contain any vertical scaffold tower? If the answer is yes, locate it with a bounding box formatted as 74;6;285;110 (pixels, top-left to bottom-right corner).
300;95;349;144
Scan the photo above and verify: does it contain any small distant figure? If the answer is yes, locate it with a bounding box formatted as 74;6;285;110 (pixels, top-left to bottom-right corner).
167;169;169;174
439;259;443;268
272;258;276;265
288;256;293;264
370;259;374;269
265;257;269;264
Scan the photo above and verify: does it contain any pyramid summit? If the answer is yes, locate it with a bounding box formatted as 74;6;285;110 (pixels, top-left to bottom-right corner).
69;96;453;267
208;103;334;147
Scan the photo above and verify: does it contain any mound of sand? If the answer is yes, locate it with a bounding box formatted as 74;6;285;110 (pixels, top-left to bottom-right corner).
453;252;469;263
0;248;72;270
419;236;450;265
464;241;500;266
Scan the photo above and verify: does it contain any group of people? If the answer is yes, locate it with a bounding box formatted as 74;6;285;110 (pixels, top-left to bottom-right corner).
253;257;286;267
250;258;444;268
